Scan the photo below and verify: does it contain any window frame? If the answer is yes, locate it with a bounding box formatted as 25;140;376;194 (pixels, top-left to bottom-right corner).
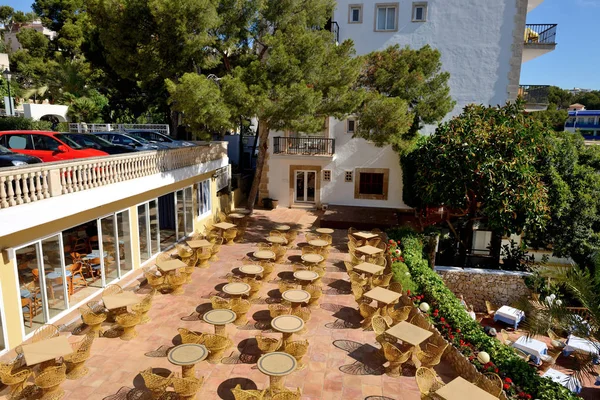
354;168;390;200
198;179;212;218
374;3;399;32
348;4;363;24
346;118;356;133
323;170;331;182
412;2;428;22
344;170;353;183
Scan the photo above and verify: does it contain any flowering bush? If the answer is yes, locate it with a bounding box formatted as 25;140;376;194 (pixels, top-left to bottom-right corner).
388;239;405;263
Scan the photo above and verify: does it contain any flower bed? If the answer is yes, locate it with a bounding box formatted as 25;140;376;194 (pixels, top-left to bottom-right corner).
386;227;577;400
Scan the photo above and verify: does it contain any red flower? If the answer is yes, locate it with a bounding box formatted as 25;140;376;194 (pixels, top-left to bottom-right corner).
455;328;461;333
434;309;439;313
440;317;445;322
504;378;512;384
494;368;499;373
448;335;454;340
503;383;510;390
389;239;394;244
525;395;532;399
406;290;410;295
518;392;525;397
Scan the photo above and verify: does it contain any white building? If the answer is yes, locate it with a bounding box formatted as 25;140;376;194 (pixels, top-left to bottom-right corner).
3;21;56;53
262;0;556;210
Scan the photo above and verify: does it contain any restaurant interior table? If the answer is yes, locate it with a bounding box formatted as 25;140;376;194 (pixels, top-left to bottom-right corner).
300;253;324;265
352;231;379;240
542;368;582;394
282;289;311;309
274;225;291;232
168;343;208;378
186;239;212;249
22;336;73;367
214;222;237;231
239;264;264;278
257;352;297;396
266;236;287;245
564;335;600;362
493;305;525;329
253;250;276;261
222;282;251;298
353;262;385;288
385;321;433;347
435;376;498;400
355;245;384;257
512;335;548;365
315;228;334;234
155;259;187;275
293;270;319;287
364;287;401;312
271;315;304;344
102;291;141;310
203;309;236;336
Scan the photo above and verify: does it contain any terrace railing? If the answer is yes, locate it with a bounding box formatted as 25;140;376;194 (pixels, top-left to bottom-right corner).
518;85;550;105
0;142;227;209
524;24;557;45
273;137;335;156
68;123;170;135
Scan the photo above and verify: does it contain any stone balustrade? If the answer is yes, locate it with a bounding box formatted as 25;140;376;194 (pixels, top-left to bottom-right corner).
0;142;227;209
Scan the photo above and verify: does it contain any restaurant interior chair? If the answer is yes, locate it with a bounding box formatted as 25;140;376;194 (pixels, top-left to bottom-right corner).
413;339;448;369
388;305;412;325
285;229;298;245
271;244;287;263
372;315;393;348
21;298;36;329
34;363;67;400
79;305;107;337
415;367;445;398
172;374;204;400
271;387;302;400
256;335;282;354
203;334;233;363
178;328;204;344
475;372;503;397
382;341;412;377
388;282;403;294
231;384;267;400
245;277;262;299
197;247;212;268
485;300;498;316
259;260;275;280
68;259;88;291
0;360;32;399
87;236;99;253
305;232;319;243
140;368;174;400
359;303;378;329
115;312;142;341
223;228;238;245
305;284;322;307
278;281;297;296
231;298;251;326
132;289;156;324
268;303;291;319
284;340;309;370
143;267;166;292
351;282;365;303
211;296;232;310
64;333;95;379
209;237;223;261
372;273;393;289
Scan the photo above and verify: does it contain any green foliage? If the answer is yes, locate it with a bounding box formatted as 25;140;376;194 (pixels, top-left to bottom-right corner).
405;102;552;235
16;28;50;58
33;0;85;33
529;105;568;131
67;96;103;122
0;117;52;131
386;227;578;400
500;240;540;271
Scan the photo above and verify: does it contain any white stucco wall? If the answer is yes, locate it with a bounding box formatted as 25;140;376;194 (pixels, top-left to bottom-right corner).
22;103;69;122
334;0;520;120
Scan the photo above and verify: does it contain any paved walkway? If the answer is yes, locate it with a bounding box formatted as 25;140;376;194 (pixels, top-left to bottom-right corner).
1;208;456;400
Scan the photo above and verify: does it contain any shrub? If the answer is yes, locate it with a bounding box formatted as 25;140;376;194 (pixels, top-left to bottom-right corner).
0;117;52;131
386;227;577;400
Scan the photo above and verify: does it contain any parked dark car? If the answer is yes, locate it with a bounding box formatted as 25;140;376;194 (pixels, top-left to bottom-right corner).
92;132;169;151
60;133;137;155
125;130;196;148
0;144;42;167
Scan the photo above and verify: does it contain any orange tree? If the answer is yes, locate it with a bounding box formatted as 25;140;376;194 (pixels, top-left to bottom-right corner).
403;102;552;266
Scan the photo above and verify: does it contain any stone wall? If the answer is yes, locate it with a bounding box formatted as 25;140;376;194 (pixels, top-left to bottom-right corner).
435;266;531;312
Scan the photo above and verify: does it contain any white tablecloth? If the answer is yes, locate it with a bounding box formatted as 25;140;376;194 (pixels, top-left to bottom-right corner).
542;368;581;393
495;305;525;322
513;336;548;361
564;335;600;356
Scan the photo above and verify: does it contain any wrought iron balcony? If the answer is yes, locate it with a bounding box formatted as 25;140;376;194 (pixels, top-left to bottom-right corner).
524;24;557;45
273;137;335;156
324;19;339;43
518;85;550;105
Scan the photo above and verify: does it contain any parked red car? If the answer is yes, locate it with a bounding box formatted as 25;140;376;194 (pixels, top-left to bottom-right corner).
0;131;108;162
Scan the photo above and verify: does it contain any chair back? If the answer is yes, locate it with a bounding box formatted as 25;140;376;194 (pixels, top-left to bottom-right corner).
415;367;443;395
173;375;204;397
231;384;266;400
33;324;59;342
256;335;282;353
475;372;503;397
272;388;302;400
141;368;173;395
102;284;123;298
485;300;497;314
388;282;403;294
269;303;291;318
34;363;67;390
371;315;389;336
211;296;231;310
178;328;204;344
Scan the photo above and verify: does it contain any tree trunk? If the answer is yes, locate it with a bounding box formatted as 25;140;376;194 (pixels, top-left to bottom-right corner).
247;120;270;211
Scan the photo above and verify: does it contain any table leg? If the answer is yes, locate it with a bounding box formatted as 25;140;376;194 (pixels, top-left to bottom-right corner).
282;332;294;345
182;364;195;378
269;375;286;397
291;302;301;310
214;324;226;336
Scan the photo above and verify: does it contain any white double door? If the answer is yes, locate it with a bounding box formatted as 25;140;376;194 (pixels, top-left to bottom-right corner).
295;170;316;203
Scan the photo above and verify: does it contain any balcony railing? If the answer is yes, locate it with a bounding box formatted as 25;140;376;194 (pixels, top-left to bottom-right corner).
273;137;335;156
68;123;171;135
0;142;227;210
524;24;557;45
518;85;550;104
331;21;339;44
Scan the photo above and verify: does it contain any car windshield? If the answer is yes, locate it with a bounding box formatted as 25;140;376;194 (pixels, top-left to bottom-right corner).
62;134;113;149
0;144;11;154
132;131;173;142
125;133;151;144
54;134;84;149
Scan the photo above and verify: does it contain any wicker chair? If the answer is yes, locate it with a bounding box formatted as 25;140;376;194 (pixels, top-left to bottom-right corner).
15;324;60;358
272;244;287;263
218;211;229;223
144;269;166;292
291;306;311;332
413;341;448;368
156;252;173;263
140;368;174;400
196;246;212;268
172;375;204;400
372;315;393;348
278;281;297;295
34;363;66;399
269;303;291;318
245;277;262;299
256;335;282;354
388;282;403;294
475;372;503;397
258;243;272;252
382;342;412;377
293;263;309;272
0;362;31;399
514;348;531;362
301;246;317;256
305;284;322;307
223;228;238;245
115;312;142;341
211;296;232;310
388;305;412;324
167;273;187;295
102;284;123;297
204;334;233;363
540;348;562;371
260;261;275;280
416;367;444;397
351;282;364;303
272;387;302;400
231;384;267;400
231;299;251;326
284;340;309;370
349;271;367;287
343;261;355;273
209;237;223;261
500;329;513;346
409;314;432;331
178;328;204;344
270;230;286;238
485;300;498;316
359;303;377;329
176;244;193;259
372;273;393;289
285;230;298;245
132;289;156;324
63;333;95;379
548;329;567;349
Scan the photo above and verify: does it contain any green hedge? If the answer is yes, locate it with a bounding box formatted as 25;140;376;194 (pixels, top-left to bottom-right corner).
0;117;52;131
386;227;577;400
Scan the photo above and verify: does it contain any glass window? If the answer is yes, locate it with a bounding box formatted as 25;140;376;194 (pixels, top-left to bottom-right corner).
412;3;427;21
347;119;356;133
117;210;133;273
149;199;159;255
198;180;211;217
376;5;397;31
16;244;45;335
33;135;61;151
176;189;185;240
6;135;33;150
349;5;362;23
184;186;194;234
159;193;177;251
138;204;149;263
41;235;67;319
100;215;118;283
359;172;385;195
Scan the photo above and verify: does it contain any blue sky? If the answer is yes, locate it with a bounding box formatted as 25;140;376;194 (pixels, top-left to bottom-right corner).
6;0;596;90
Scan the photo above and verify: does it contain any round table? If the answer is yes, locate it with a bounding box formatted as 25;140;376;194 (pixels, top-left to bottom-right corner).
282;289;311;310
266;236;287;245
228;213;246;220
271;315;305;345
167;344;208;378
257;352;298;395
253;250;276;261
239;264;264;278
222;282;251;298
274;225;291;232
316;228;334;234
308;239;329;248
301;254;324;265
293;270;319;287
203;309;236;335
